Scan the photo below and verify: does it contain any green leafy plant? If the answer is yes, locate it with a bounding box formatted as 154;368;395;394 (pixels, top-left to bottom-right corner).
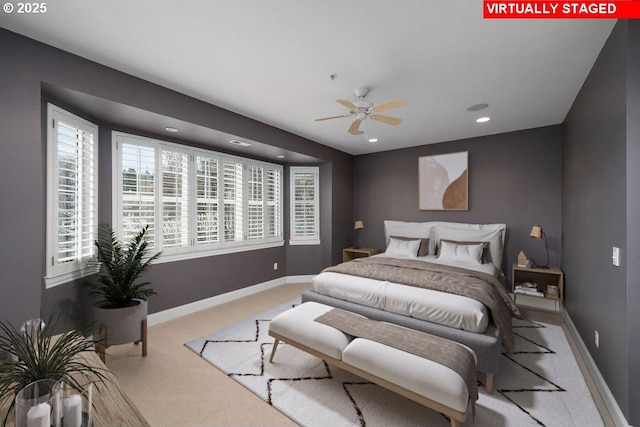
90;225;161;309
0;317;109;423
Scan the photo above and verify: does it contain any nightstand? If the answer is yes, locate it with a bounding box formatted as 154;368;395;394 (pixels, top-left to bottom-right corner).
342;247;381;262
512;263;564;310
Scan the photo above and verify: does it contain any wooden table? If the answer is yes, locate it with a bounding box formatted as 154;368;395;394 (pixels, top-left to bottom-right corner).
342;247;381;262
1;350;149;426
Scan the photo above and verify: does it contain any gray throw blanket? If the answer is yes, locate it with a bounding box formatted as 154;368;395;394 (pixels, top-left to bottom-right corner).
323;257;522;352
315;308;479;407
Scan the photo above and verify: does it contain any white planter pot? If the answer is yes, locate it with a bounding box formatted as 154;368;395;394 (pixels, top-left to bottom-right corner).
93;299;147;346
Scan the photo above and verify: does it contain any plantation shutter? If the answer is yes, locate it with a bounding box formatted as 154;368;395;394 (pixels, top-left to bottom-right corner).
266;169;282;238
195;155;219;245
290;167;320;244
161;148;190;249
46;104;99;287
247;165;264;240
223;160;243;242
120;142;156;248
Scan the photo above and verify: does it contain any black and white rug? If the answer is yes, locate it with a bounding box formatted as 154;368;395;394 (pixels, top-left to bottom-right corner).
185;299;604;426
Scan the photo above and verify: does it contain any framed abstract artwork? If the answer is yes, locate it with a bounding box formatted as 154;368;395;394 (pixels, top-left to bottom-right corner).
418;151;468;211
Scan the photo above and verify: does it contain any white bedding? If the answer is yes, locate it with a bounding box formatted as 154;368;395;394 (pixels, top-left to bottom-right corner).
312;254;497;334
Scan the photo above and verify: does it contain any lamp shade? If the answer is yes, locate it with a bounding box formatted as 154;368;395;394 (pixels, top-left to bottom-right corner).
354;221;364;230
530;225;543;239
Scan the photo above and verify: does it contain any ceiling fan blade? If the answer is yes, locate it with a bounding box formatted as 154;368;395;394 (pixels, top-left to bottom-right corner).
371;98;407;113
348;119;363;134
371;114;403;126
336;99;358;110
315;114;352;122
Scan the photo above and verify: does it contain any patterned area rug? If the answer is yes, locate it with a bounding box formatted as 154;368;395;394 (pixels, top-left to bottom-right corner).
185;299;603;426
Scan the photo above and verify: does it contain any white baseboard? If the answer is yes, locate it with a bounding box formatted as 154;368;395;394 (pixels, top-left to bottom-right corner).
561;309;631;427
147;275;314;327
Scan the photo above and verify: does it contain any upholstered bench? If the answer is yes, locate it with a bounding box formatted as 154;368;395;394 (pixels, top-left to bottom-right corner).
269;302;477;427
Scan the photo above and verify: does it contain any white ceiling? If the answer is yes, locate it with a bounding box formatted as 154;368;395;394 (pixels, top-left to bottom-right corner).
0;1;616;156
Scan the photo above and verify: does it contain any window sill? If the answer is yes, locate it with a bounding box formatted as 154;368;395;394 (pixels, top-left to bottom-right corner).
289;239;321;246
154;240;285;264
44;265;100;289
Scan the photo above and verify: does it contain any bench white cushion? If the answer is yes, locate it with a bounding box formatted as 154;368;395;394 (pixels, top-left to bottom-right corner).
269;302;353;360
342;338;470;413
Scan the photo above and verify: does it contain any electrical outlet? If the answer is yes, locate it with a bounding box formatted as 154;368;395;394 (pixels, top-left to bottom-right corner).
595;330;600;348
273;262;278;270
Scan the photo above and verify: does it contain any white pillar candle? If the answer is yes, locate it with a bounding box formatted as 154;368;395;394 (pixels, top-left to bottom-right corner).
26;402;50;427
63;394;83;427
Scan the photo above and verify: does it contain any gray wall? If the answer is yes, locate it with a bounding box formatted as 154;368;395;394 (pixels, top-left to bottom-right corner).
0;28;353;330
562;19;640;425
353;126;563;284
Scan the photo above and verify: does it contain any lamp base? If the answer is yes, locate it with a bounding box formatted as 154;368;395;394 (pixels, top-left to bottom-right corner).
532;264;550;269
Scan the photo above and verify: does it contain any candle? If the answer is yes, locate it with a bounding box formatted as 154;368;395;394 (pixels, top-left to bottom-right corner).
63;394;83;427
26;402;50;427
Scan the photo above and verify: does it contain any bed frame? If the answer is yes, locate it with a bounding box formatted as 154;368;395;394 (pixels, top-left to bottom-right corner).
302;221;513;393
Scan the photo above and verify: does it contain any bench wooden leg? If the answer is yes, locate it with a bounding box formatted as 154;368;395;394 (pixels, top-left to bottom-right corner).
486;373;494;394
97;325;107;363
269;339;280;362
141;318;147;357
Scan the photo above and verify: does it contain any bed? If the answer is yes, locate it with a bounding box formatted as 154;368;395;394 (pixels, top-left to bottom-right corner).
301;220;522;390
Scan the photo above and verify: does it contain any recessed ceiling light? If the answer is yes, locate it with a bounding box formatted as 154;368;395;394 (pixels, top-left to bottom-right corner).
277;155;285;159
368;138;379;143
476;117;491;123
165;127;178;133
467;103;489;112
229;139;251;147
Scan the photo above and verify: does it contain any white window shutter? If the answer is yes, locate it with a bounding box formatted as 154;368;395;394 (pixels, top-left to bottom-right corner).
290;167;320;245
45;104;99;287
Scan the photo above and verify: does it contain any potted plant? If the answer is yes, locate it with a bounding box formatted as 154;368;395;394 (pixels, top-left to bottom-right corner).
89;225;161;361
0;317;108;424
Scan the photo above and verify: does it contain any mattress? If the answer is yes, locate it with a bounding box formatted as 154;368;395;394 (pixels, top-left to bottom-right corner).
312;255;498;334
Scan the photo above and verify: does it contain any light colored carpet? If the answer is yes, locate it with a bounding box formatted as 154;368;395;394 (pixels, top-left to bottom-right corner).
186;299;605;427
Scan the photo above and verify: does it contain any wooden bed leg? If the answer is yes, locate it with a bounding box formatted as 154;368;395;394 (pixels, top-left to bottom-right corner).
486;373;494;394
141;318;147;357
97;325;107;363
269;339;280;362
450;418;460;427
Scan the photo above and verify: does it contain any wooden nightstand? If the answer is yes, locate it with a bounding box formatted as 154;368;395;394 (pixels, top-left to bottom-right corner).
342;247;381;262
512;263;564;310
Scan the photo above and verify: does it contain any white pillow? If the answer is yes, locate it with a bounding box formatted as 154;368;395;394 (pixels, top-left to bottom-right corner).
435;226;504;268
384;220;434;254
438;240;484;265
385;237;422;257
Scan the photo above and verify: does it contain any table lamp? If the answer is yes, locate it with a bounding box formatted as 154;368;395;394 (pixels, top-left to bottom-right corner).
353;221;364;248
529;225;550;268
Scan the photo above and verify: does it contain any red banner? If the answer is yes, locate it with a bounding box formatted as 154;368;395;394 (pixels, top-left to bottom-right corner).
484;1;640;18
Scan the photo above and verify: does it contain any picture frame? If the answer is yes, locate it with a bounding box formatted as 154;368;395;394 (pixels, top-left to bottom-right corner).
418;151;468;211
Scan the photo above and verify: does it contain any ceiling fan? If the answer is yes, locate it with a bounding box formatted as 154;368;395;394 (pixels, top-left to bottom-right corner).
315;87;406;135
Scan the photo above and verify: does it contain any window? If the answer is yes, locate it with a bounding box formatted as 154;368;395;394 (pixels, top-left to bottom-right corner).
195;155;219;245
290;166;320;245
113;132;283;262
45;104;99;287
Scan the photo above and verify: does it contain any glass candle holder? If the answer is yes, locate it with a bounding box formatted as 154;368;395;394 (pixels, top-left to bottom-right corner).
15;379;58;427
54;374;93;427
